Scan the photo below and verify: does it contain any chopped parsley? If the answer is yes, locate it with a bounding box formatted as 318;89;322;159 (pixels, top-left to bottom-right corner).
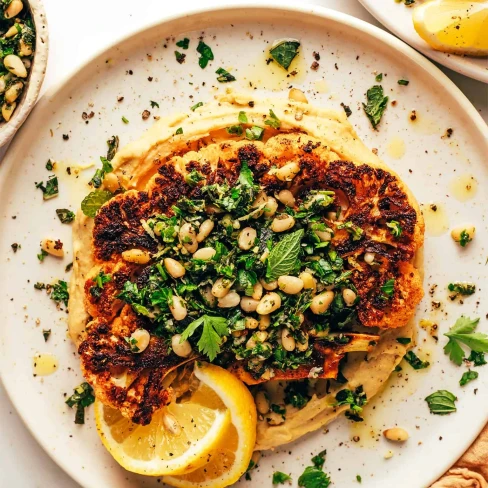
264;109;281;129
56;208;75;224
35;175;59;200
196;40;214;69
444;316;487;366
51;280;69;307
175;127;183;135
398;79;410;86
124;336;140;353
404;351;430;370
448;282;476;296
37;249;48;262
460;370;478;386
150;100;159;109
226;125;243;136
396;337;411;345
89;270;111;299
272;471;292;484
269;39;300;70
459;229;473;247
121;116;129;124
425;390;457;415
175;51;186;64
357;475;362;483
284;380;310;409
468;350;486;367
380;279;395;298
375;73;383;82
311;450;327;469
191;101;204;111
215;67;236;82
362;85;388;129
185;170;204;187
335;386;367;422
176;38;190;49
341;103;352;117
45;159;54;170
65;262;73;273
238;111;248;124
106;135;119;161
386;220;402;238
298;467;331;488
89;156;114;188
337;221;363;241
245;125;265;141
65;382;95;424
81;190;113;218
34;282;45;290
42;329;51;342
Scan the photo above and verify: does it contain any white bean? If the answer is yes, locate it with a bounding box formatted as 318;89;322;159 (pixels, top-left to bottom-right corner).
342;288;357;307
451;224;475;245
212;277;234;298
4;0;23;19
40;238;64;257
169;296;187;321
278;276;304;295
164;258;186;278
245;317;259;329
4;25;19;38
4;54;27;78
281;328;296;352
275;162;300;182
260;278;278;291
315;230;331;242
383;427;409;442
103;172;119;193
193;247;216;260
122;249;151;264
241;296;260;313
271;214;295;232
218;291;240;308
289;88;308;103
179;222;198;253
255;391;270;414
197;219;214;242
252;281;263;300
364;252;375;264
276;189;295;207
1;101;16;121
256;292;281;315
263;197;278;218
251;191;268;218
0;75;8;94
310;291;335;314
171;334;192;357
299;272;316;291
129;328;150;353
259;314;271;330
296;335;309;352
238;227;257;250
18;38;32;56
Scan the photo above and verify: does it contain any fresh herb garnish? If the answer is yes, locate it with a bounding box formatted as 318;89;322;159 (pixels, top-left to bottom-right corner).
298;467;331;488
238;111;248;124
180;314;228;361
311;450;327;469
34;282;46;290
264;109;281;129
106;135;119;161
36;175;59;200
121;116;129;124
191;101;204;111
215;67;236;82
468;350;486;366
444;316;487;366
65;382;95;424
341;103;352;117
89;270;111;299
150;100;159;109
45;159;54;170
196;40;214;69
396;337;411;345
284;380;310;409
175;127;183;135
176;38;189;49
124;336;140;353
56;208;75;224
245;125;265;141
459;229;473;247
81;190;113;218
375;73;383;82
335;386;367;422
42;329;51;342
266;229;304;280
269;39;300;70
51;280;69;307
380;279;395;298
448;282;476;296
226;125;243;136
460;370;478;386
425;390;457;415
404;350;430;370
272;471;292;484
185;170;204;187
175;51;186;64
398;79;409;86
89;157;114;189
357;475;362;483
65;262;73;272
362;85;388;129
386;220;402;238
337;221;363;241
37;249;48;262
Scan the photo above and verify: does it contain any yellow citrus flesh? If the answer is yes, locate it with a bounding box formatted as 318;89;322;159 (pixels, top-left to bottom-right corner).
95;393;231;476
412;0;488;56
163;362;257;488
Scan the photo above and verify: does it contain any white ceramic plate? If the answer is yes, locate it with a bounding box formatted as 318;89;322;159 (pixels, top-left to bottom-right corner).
358;0;488;83
1;4;487;488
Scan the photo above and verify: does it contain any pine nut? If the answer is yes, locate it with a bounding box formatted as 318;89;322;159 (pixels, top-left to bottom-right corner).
4;54;27;78
281;328;296;351
197;219;214;242
289;88;308;103
255;391;270;414
271;214;295;232
299;272;316;291
122;249;151;264
260;278;278;291
193;247;216;260
164;258;186;278
212;277;234;298
252;281;263;300
4;81;23;103
276;189;296;207
256;292;281;315
274;162;300;182
245;317;259;329
451;224;475;244
364;252;375;264
342;288;357;307
171;333;192;357
241;296;260;313
238;227;257;250
103;172;119;193
18;38;32;56
179;222;198;253
263;197;278;218
40;238;64;257
310;291;335;314
2;101;16;121
218;291;240;308
383;427;409;442
4;0;23;19
169;296;187;321
129;328;150;353
278;276;304;295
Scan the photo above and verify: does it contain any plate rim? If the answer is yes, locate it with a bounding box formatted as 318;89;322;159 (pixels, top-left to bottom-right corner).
358;0;488;84
1;2;487;487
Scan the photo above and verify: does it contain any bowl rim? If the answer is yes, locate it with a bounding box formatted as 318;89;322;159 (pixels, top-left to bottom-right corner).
0;0;49;147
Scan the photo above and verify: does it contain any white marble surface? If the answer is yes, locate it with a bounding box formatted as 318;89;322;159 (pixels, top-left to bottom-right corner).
1;0;486;486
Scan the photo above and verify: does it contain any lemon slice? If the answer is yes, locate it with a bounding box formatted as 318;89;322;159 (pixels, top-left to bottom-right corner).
95;384;231;476
163;362;257;488
412;0;488;56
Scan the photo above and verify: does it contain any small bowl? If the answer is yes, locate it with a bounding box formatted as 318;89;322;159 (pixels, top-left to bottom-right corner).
0;0;48;147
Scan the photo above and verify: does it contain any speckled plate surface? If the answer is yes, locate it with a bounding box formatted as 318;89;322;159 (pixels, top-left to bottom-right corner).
358;0;488;84
1;4;487;488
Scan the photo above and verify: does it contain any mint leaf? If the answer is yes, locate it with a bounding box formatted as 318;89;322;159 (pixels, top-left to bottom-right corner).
56;208;75;224
196;41;214;69
460;370;478;386
425;390;457;415
272;471;292;484
266;229;304;280
362;85;388;129
270;39;300;70
215;67;236;82
238;111;248;124
81;190;113;217
176;38;189;49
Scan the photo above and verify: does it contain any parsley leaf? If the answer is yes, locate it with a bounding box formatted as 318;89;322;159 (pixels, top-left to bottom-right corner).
468;350;486;366
448;282;476;296
36;175;59;200
375;73;383;82
176;37;189;49
264;109;281;129
459;229;473;247
341;103;352;117
380;279;395;298
444;316;487;366
51;280;69;307
175;127;183;135
396;337;411;345
81;190;113;218
335;386;367;422
460;370;478;386
215;67;236;82
106;135;119;161
56;208;75;224
245;125;265;141
238;111;248;124
185;170;204;187
37;249;48;262
65;382;95;424
311;450;327;469
180;314;228;360
191;101;203;111
273;471;292;484
122;116;129;124
270;39;300;70
404;351;430;370
150;100;159;109
386;220;402;238
425;390;457;415
196;40;214;69
175;50;186;64
298;466;331;488
398;79;409;86
45;159;54;170
266;229;304;280
42;329;51;342
337;221;363;241
89;270;111;299
362;85;388;129
226;125;243;136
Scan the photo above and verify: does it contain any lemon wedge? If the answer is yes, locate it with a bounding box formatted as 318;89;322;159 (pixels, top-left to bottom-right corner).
94;376;232;476
412;0;488;56
163;362;257;488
